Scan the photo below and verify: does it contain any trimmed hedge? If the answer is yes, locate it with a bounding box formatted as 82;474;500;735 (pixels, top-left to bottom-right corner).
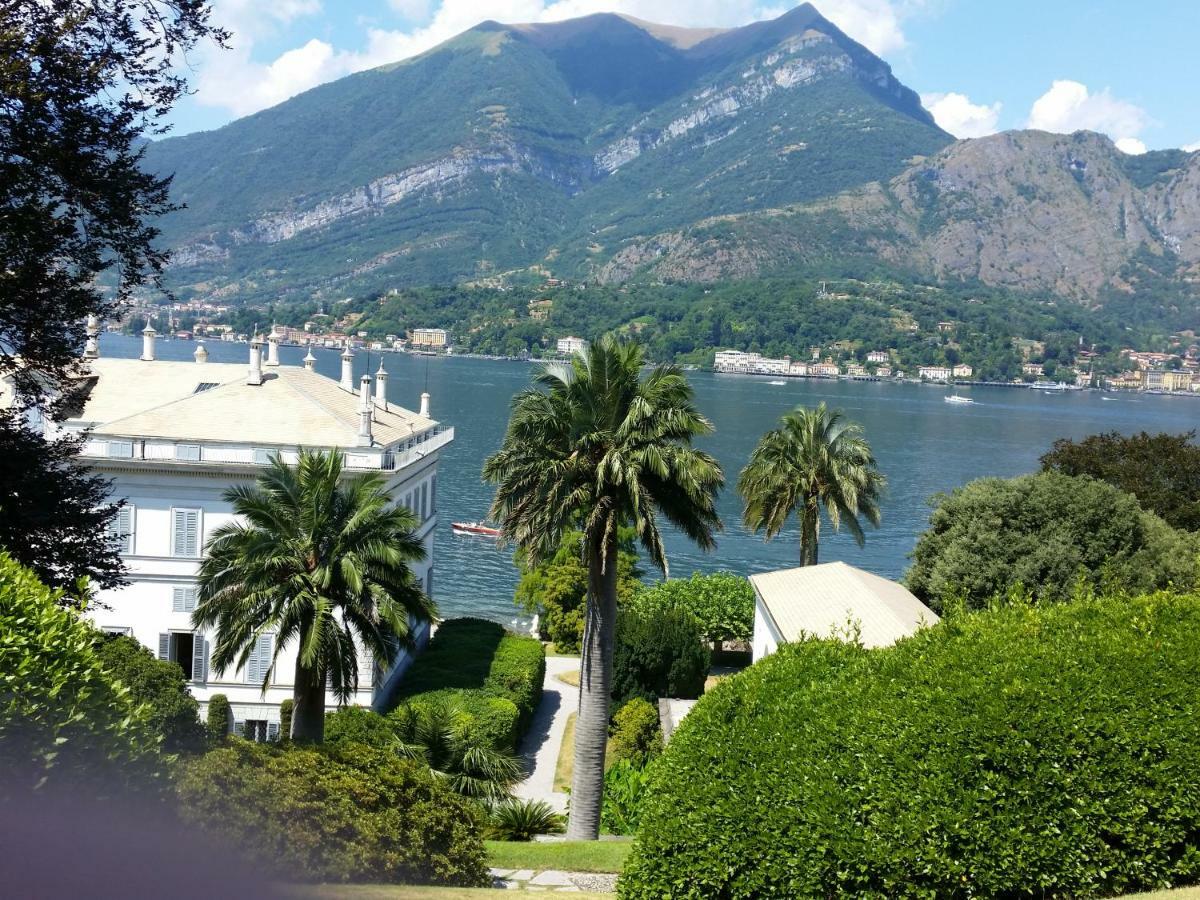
393;617;544;751
609;697;662;765
620;593;1200;898
206;694;231;742
177;739;489;886
612;606;709;706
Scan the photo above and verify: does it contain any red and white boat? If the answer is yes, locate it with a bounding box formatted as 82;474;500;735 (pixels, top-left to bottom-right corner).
451;521;501;537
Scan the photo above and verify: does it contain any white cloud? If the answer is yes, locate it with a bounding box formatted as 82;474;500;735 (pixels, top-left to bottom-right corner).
1183;140;1200;153
1026;80;1150;151
191;0;923;122
1114;137;1147;155
921;91;1001;139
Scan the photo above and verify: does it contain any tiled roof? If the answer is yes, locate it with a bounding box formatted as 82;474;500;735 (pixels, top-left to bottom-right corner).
750;561;938;649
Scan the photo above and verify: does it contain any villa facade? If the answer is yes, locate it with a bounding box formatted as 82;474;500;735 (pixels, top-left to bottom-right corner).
51;324;452;737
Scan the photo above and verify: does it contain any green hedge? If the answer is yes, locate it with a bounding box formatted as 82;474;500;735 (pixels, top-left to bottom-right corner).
393;617;544;751
206;694;231;742
621;593;1200;898
177;739;489;886
627;572;755;645
612;606;708;706
0;553;164;799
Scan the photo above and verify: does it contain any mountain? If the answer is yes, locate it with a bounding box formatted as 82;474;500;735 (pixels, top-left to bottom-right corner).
599;131;1200;306
144;4;951;301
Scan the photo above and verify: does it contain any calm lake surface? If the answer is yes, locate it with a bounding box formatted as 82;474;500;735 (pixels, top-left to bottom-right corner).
102;334;1199;627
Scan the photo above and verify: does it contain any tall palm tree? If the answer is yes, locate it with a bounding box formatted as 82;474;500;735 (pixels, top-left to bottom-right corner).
738;402;885;566
483;337;723;840
194;449;433;743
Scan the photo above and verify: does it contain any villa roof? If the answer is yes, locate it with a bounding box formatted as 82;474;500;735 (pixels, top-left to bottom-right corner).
750;561;938;649
69;358;434;449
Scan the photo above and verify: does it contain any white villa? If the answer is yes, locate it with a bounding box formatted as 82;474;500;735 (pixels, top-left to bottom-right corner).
44;322;453;738
749;562;938;661
556;336;590;355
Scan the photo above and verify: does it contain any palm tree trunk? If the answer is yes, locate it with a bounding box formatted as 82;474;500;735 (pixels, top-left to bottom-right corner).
801;501;819;567
566;537;618;840
291;659;326;743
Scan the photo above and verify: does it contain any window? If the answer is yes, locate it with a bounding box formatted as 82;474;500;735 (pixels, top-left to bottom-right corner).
102;625;132;637
193;382;219;394
429;474;437;515
253;448;273;465
107;505;134;554
107;440;133;458
245;633;274;685
158;631;207;682
171;508;201;557
239;719;276;742
419;482;428;521
176;444;201;461
172;585;198;613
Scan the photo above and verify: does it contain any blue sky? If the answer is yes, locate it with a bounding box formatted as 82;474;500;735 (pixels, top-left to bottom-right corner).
171;0;1200;152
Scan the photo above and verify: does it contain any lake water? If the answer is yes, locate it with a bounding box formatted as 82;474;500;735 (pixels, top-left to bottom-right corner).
101;334;1198;627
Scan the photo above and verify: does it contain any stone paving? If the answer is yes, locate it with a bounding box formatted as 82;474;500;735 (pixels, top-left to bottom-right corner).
489;868;619;892
512;655;580;814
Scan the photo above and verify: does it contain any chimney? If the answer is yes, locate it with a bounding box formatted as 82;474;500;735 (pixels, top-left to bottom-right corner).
419;391;431;418
374;360;388;408
247;335;263;385
83;314;100;359
194;342;208;364
357;374;374;447
266;328;281;367
340;342;354;392
140;319;157;361
303;346;316;370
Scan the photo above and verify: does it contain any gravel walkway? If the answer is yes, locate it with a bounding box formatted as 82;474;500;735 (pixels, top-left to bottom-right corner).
512;655;580;813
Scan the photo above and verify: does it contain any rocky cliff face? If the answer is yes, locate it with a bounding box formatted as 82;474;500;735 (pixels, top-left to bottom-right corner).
599;132;1200;302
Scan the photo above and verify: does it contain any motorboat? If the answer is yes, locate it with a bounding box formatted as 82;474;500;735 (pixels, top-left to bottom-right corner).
944;394;975;404
452;521;501;537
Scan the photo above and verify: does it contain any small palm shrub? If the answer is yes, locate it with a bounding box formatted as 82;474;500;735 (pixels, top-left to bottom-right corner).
487;798;565;841
601;758;653;836
621;592;1200;898
177;740;489;885
205;694;231;742
612;606;709;706
608;697;662;765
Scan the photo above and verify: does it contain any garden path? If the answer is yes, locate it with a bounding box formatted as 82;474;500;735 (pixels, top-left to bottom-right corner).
513;655;579;813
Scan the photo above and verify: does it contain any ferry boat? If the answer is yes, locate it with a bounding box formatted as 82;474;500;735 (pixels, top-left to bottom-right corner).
944;394;976;405
452;521;501;537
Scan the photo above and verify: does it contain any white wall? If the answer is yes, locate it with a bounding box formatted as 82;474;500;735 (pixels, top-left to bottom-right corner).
88;450;444;731
751;594;784;662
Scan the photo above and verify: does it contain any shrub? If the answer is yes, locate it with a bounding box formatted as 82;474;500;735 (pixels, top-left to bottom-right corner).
206;694;231;742
95;633;206;753
487;798;565;841
326;706;402;750
612;606;709;706
627;572;755;646
0;553;164;799
279;698;293;740
906;471;1199;611
176;739;489;886
393;617;544;750
621;593;1200;898
601;758;653;836
609;697;662;765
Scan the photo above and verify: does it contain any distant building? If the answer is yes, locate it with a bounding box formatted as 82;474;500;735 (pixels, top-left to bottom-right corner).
1022;362;1044;376
951;364;974;379
809;360;840;378
410;328;450;350
556;336;590;355
528;298;553;321
918;366;952;382
877;366;894;378
788;361;809;377
845;364;867;378
936;322;955;333
713;350;790;375
866;350;890;364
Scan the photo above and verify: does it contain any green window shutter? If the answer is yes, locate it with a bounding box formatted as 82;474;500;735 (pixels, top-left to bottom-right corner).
172;509;200;556
246;634;273;684
192;634;208;683
158;633;171;661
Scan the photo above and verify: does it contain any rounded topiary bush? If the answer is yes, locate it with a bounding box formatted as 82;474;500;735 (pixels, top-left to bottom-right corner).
620;593;1200;899
177;739;489;886
609;697;662;765
612;606;709;705
205;694;231;742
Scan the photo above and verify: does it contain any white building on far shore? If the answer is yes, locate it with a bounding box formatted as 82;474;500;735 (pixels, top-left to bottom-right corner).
713;349;790;375
556;336;590;355
40;323;453;738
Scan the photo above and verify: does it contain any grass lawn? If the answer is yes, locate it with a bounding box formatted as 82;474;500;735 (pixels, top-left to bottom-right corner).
485;839;632;874
554;712;576;792
1126;890;1200;899
295;886;610;899
556;670;580;688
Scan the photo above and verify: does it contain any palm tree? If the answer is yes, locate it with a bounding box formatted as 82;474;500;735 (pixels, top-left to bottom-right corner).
738;402;885;566
194;449;433;743
483;337;723;840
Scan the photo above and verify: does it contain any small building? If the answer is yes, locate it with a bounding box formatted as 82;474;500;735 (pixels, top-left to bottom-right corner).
410;327;450;350
809;360;840;377
952;364;974;379
866;350;890;364
556;335;590;355
1022;362;1045;377
918;365;952;382
749;562;939;661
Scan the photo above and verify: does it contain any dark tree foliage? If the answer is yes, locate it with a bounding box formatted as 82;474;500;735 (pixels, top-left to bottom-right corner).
1041;431;1200;532
0;0;226;402
0;414;124;594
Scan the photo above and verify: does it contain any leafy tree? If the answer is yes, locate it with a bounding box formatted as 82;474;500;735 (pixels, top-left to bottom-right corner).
739;403;885;566
612;606;710;706
514;529;642;653
1041;431;1200;531
94;633;206;753
0;553;164;800
194;450;433;744
0;418;125;597
627;571;754;647
483;337;723;839
906;472;1199;611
